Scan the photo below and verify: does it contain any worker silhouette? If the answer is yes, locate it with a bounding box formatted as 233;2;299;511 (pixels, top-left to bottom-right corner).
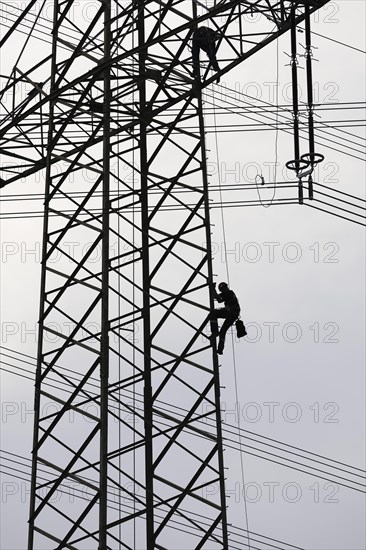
192;27;220;81
211;282;241;354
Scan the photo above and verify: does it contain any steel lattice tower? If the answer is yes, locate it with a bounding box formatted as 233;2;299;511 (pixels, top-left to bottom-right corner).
0;1;329;548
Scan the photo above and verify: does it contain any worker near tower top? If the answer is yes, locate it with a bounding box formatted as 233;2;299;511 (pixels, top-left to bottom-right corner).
192;27;220;81
211;282;241;354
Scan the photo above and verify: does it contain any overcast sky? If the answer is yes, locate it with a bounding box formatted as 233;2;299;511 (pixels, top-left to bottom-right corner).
0;1;365;549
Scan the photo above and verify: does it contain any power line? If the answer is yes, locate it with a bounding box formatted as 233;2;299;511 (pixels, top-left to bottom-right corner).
215;82;366;145
305;200;366;227
211;85;366;161
0;199;363;226
1;359;365;493
2;4;365;57
307;29;366;55
0;181;364;220
0;179;364;226
1;345;365;492
0;458;302;550
204;85;366;161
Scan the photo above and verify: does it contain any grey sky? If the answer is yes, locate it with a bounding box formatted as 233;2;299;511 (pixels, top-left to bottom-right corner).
0;1;365;549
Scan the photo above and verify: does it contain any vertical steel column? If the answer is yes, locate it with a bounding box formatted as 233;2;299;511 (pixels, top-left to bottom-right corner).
99;0;111;548
197;92;229;548
290;7;302;203
305;2;315;200
192;1;228;545
137;2;154;547
305;2;315;159
27;0;108;542
27;2;59;547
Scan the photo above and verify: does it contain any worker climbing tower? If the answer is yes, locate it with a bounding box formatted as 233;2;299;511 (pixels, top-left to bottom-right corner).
0;0;330;548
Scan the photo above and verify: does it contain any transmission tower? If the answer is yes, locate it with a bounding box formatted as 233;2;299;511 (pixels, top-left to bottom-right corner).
0;0;329;548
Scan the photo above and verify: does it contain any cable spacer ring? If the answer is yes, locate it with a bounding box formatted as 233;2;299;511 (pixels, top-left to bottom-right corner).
285;159;310;173
301;152;324;166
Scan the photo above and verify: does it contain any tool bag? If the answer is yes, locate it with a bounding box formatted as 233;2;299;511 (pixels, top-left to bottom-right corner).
235;319;247;338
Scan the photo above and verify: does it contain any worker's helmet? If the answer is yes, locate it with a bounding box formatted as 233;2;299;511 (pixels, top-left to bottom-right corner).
218;282;228;292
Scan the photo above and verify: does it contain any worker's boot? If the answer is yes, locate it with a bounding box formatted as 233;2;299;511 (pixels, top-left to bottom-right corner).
211;320;219;336
217;339;225;355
